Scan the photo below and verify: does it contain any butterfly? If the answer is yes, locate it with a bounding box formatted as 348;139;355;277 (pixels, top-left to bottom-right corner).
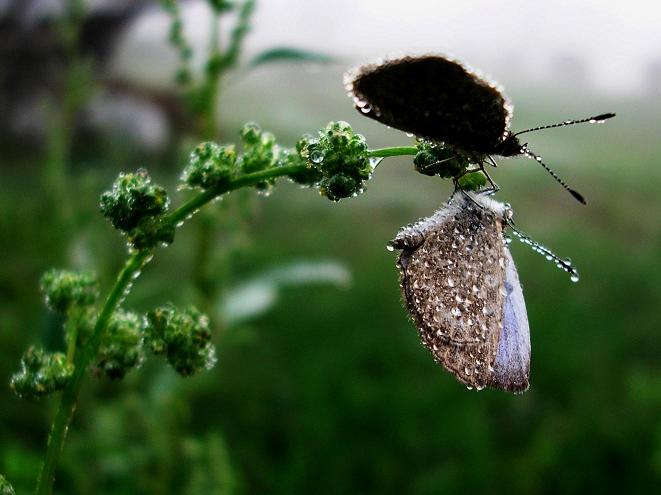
346;54;615;204
389;191;542;392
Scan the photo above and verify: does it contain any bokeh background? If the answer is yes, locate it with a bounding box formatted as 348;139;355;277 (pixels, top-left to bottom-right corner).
1;0;660;493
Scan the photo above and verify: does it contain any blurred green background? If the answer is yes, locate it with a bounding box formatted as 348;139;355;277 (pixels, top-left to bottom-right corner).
1;1;660;493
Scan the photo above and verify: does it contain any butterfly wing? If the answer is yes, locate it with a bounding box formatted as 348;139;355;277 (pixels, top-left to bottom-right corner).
489;248;531;392
392;197;508;390
347;55;512;153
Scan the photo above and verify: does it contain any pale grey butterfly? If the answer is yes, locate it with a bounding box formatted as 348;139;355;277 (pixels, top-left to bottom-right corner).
389;191;578;393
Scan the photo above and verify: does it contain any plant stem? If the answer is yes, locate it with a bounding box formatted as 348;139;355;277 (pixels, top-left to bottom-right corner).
368;146;418;158
36;250;152;495
36;164;304;493
167;164;305;226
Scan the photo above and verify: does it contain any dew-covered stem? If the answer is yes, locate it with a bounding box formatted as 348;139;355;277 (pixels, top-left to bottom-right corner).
167;164;306;227
368;146;418;158
36;250;152;495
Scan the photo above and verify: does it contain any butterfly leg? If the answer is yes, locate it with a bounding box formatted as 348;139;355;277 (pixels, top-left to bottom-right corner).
479;162;500;195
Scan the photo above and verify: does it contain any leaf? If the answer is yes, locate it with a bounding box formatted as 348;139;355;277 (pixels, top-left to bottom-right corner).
219;260;351;326
248;47;337;68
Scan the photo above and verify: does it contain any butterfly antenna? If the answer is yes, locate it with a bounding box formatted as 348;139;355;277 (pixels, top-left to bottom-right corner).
514;113;615;137
506;223;580;282
520;145;587;205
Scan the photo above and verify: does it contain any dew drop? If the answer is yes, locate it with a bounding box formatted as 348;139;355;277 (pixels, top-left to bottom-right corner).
369;156;384;168
386;243;395;252
570;274;580;283
310;150;325;164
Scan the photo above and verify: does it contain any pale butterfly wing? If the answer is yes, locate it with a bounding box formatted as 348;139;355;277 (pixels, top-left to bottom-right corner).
490;248;531;392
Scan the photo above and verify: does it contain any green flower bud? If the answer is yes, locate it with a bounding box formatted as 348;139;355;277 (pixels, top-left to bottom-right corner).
457;171;488;191
96;310;144;380
100;169;169;233
182;142;238;190
414;141;469;178
239;122;261;146
145;304;216;376
240;133;276;173
10;347;74;399
0;475;15;495
296;121;372;201
128;216;177;250
238;124;280;191
40;269;99;313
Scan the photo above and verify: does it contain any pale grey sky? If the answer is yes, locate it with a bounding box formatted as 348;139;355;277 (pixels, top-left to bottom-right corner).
114;0;661;95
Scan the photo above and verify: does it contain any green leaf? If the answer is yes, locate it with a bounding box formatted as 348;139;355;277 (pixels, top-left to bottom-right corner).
248;47;336;68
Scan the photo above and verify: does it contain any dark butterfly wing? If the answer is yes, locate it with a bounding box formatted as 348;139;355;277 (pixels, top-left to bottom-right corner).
391;197;508;390
347;56;512;153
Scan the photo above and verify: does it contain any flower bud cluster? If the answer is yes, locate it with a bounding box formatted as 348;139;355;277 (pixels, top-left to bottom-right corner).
296;121;372;201
413;141;469;178
100;169;174;249
413;141;487;191
40;269;99;312
145;304;216;376
181;142;238;190
10;347;74;399
96;310;144;379
239;123;280;191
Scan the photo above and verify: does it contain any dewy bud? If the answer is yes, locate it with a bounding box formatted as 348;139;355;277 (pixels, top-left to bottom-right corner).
239;122;262;146
181;142;238;190
144;303;216;376
295;121;371;201
238;124;281;191
100;169;170;233
413;141;469;178
96;310;145;379
40;269;99;313
10;347;74;399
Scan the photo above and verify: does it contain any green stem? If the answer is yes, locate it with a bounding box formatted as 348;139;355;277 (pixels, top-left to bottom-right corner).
167;164;305;226
64;313;78;363
36;250;152;495
367;146;418;158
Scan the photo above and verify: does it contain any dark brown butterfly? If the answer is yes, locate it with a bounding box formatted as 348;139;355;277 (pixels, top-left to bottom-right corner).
346;55;615;204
